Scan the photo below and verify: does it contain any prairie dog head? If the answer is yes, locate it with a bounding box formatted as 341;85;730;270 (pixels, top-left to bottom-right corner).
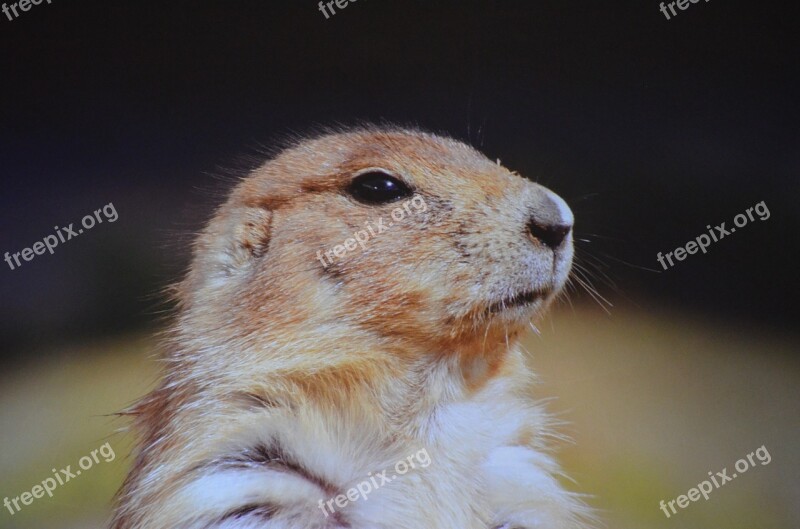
181;127;573;372
111;128;579;529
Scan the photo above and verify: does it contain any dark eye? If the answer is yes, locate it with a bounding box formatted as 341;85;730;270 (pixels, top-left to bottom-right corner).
347;171;413;205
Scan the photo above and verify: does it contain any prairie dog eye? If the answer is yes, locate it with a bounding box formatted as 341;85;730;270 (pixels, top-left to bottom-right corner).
347;170;413;205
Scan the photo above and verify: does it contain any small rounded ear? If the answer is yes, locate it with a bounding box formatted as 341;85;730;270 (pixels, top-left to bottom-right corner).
181;205;274;301
201;205;274;279
232;206;273;262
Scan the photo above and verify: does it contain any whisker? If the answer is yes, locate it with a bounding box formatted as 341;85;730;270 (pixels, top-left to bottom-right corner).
565;192;600;204
572;259;618;293
570;270;612;314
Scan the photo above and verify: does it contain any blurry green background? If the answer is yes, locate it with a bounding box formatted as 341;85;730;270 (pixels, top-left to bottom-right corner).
1;1;797;528
2;305;797;528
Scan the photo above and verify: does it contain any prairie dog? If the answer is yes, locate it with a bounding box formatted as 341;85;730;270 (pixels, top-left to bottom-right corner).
111;127;591;529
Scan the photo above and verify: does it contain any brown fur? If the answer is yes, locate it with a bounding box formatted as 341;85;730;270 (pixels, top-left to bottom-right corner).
111;126;585;529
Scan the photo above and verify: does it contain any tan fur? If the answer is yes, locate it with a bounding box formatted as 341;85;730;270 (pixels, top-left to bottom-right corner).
111;127;592;529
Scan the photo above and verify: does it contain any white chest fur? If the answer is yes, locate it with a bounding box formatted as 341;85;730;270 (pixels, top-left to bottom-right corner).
162;371;587;529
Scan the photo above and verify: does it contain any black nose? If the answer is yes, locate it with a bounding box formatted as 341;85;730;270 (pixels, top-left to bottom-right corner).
528;219;571;249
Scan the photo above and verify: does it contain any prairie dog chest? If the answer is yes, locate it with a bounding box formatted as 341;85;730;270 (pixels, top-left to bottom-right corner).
309;395;518;529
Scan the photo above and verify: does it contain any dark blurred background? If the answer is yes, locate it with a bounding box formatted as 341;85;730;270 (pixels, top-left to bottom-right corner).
1;2;798;529
1;0;797;357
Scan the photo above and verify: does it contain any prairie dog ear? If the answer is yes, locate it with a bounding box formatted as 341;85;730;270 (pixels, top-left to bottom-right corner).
233;206;273;261
200;205;273;279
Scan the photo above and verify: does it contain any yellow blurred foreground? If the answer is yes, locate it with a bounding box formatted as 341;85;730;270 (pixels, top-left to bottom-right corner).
1;305;797;529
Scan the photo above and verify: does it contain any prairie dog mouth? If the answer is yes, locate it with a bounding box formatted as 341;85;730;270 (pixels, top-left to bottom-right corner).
487;288;550;314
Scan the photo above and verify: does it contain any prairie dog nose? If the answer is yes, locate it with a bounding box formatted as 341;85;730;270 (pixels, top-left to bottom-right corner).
527;188;573;250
